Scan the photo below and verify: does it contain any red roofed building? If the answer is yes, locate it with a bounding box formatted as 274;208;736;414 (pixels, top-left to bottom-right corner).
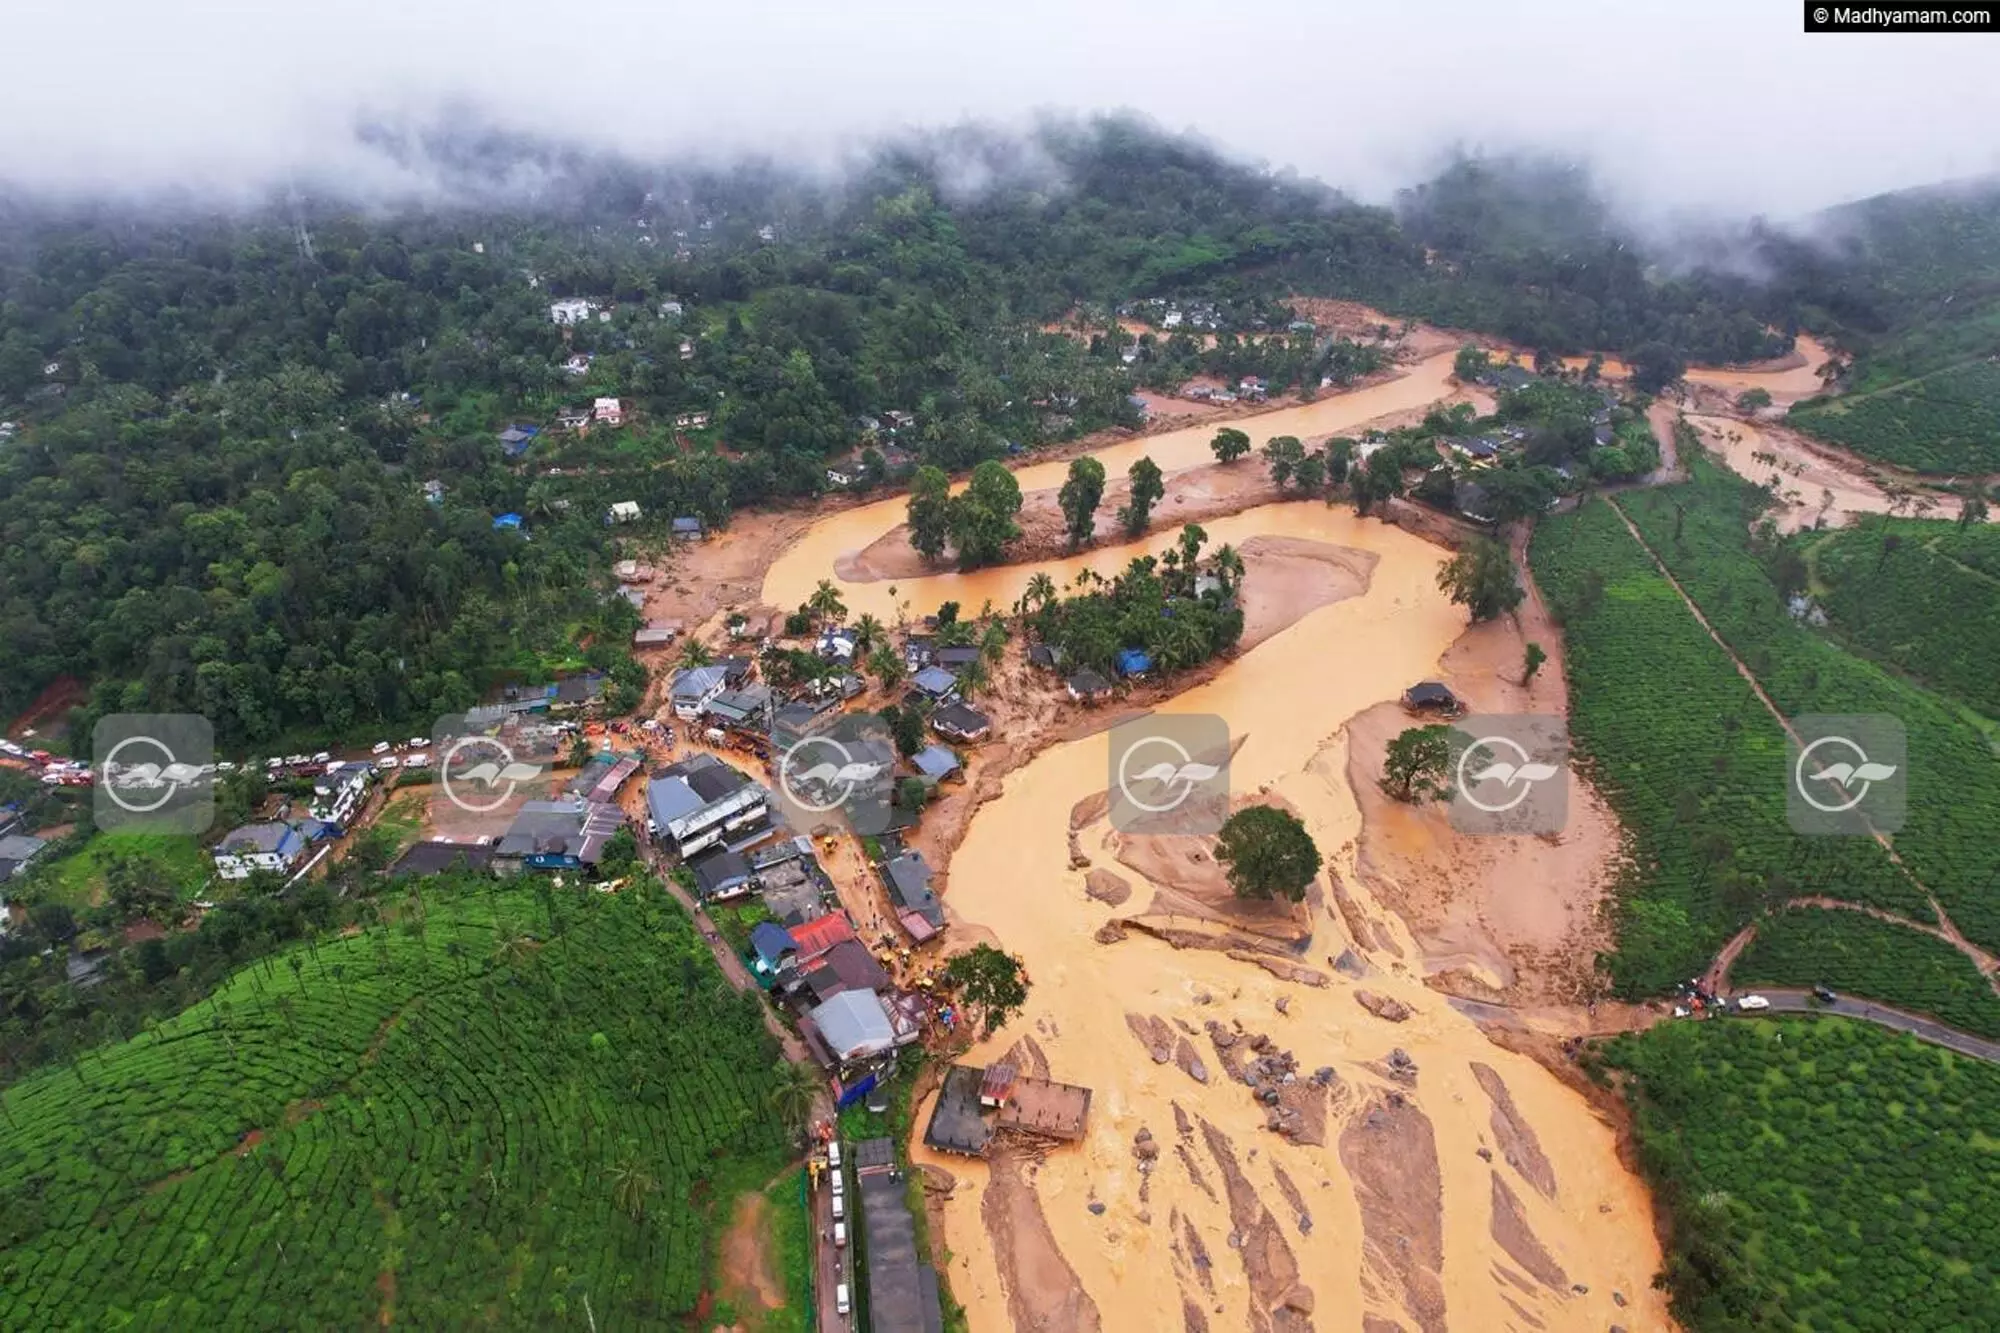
789;914;856;964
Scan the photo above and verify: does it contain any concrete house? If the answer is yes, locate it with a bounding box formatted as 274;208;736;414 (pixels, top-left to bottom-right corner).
549;298;598;325
606;500;642;524
647;753;771;860
213;821;308;880
594;397;624;427
670;665;729;719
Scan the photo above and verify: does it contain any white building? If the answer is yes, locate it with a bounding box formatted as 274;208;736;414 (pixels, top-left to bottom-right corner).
549;298;598;326
213;822;308;881
606;500;643;524
594;397;624;427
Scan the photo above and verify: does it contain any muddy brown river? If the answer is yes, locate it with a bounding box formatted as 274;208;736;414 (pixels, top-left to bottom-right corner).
756;341;1828;1331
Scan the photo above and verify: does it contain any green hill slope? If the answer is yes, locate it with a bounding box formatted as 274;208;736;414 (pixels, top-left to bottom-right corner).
1802;516;2000;717
0;878;789;1330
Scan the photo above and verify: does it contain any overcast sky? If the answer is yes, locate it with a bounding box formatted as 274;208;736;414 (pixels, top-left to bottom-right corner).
8;0;1999;219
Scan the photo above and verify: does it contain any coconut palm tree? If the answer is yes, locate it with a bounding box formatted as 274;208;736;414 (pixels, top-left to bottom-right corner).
609;1154;658;1223
868;644;906;688
979;620;1008;666
808;579;847;628
768;1060;823;1140
853;612;883;652
957;656;991;698
678;638;713;668
1209;543;1245;595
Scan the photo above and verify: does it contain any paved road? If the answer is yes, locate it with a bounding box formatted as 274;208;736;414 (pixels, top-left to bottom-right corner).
1741;989;2000;1063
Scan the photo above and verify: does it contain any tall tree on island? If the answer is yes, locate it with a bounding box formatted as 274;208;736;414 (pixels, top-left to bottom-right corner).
1214;806;1322;902
1058;456;1107;547
907;465;953;564
1119;456;1165;536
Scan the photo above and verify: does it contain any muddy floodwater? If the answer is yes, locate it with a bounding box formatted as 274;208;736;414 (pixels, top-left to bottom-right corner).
744;345;1864;1331
906;512;1668;1332
762;351;1462;614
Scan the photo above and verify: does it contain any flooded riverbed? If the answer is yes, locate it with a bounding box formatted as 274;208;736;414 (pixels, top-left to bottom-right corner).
762;351;1462;614
906;512;1667;1333
740;337;1857;1331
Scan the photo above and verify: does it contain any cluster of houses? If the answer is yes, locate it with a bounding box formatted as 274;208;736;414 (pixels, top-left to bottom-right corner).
1180;374;1270;407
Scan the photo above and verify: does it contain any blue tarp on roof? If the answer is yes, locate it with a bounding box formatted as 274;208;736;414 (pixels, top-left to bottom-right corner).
749;920;796;969
1116;648;1153;677
493;513;523;530
498;424;541;457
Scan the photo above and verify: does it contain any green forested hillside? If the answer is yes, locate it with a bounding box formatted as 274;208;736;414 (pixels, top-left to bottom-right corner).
0;878;789;1330
0;124;1801;745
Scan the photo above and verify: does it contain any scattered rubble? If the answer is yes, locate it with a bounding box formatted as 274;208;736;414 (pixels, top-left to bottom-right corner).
1094;921;1128;944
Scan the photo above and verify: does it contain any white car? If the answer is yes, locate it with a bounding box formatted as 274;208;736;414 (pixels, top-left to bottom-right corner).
404;753;430;769
311;751;331;765
1736;994;1771;1012
0;739;21;755
286;753;309;767
377;756;400;771
266;757;284;770
408;736;428;748
833;1221;847;1249
835;1282;850;1316
372;741;391;755
216;760;237;773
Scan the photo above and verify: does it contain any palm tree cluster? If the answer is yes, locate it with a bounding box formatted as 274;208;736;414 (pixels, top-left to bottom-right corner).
1025;524;1245;675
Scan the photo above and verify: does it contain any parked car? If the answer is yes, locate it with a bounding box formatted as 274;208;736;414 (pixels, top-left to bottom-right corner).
372;741;391;755
833;1220;847;1249
1736;994;1771;1012
377;756;400;771
1813;985;1838;1004
835;1282;850;1316
830;1193;844;1221
404;753;430;770
408;736;427;748
827;1141;842;1169
266;757;284;771
311;751;331;765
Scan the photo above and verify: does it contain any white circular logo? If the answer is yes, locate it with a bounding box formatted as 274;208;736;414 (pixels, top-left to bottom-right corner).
1116;734;1221;815
102;734;185;814
440;735;538;814
1794;734;1894;814
1455;735;1561;814
779;736;879;814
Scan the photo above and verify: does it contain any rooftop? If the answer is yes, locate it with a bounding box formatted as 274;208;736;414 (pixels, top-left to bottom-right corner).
387;840;494;879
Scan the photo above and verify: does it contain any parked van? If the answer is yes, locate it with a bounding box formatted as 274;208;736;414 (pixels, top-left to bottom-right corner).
835;1282;851;1316
827;1141;842;1170
1736;994;1771;1012
829;1169;844;1197
833;1221;847;1248
830;1193;844;1221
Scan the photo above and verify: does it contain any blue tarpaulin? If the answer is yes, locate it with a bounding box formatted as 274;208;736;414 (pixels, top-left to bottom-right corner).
493;513;523;530
1115;648;1153;677
835;1071;879;1108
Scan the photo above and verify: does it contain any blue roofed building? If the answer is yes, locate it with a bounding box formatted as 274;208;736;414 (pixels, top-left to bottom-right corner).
498;424;541;457
1115;647;1153;678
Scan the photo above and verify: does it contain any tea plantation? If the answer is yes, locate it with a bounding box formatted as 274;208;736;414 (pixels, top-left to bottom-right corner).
0;877;790;1329
1603;1017;2000;1330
